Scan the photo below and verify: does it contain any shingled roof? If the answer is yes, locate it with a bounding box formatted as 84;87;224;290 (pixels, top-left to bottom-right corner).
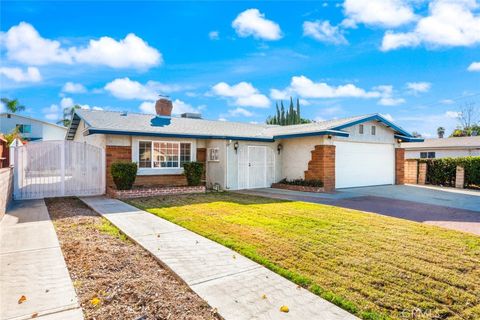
67;109;419;142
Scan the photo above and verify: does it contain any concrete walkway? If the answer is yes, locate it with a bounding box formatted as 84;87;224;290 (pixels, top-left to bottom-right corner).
81;196;358;320
0;200;83;320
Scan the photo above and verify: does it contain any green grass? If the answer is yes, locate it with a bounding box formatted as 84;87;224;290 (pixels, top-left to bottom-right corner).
127;193;480;320
97;218;129;242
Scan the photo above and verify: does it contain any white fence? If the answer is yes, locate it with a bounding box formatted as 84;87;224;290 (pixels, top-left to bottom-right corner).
11;140;105;200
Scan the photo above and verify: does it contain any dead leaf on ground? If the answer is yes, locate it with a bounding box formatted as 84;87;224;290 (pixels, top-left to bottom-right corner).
280;305;289;313
31;312;38;318
18;295;27;304
90;297;101;307
261;294;267;299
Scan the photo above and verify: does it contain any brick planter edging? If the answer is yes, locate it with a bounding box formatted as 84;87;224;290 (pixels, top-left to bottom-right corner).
107;185;206;199
271;183;325;193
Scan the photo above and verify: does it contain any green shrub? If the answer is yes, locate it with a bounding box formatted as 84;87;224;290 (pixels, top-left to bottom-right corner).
421;156;480;188
278;178;324;188
183;162;203;186
110;162;137;190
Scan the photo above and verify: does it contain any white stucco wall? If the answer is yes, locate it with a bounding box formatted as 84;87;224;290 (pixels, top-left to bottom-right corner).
205;139;227;189
337;121;397;144
72;120;106;148
405;149;480;159
280;136;327;180
0;113;66;141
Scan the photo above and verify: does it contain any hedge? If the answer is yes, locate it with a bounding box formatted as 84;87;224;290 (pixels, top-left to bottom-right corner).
111;162;138;190
183;162;204;186
278;178;324;188
420;156;480;188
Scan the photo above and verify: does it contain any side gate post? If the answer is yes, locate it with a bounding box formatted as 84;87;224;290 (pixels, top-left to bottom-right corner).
60;141;66;196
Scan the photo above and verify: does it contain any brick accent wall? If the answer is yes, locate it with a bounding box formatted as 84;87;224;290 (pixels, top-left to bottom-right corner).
106;145;189;189
304;145;336;192
405;160;418;184
395;148;405;185
418;162;427;185
455;166;465;189
107;185;205;199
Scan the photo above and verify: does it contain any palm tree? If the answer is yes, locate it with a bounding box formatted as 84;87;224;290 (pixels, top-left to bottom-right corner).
437;127;445;138
1;98;25;113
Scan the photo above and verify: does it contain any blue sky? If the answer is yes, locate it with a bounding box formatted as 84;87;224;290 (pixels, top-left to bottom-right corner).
1;0;479;137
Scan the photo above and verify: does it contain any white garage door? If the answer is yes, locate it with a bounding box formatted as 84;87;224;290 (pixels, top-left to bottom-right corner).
335;141;395;189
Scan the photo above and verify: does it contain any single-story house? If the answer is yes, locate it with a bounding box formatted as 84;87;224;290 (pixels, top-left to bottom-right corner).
402;136;480;159
67;98;422;192
0;113;67;141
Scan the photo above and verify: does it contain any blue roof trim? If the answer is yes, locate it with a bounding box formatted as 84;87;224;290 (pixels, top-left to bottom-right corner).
87;129;275;142
273;130;349;139
394;134;424;142
331;114;413;138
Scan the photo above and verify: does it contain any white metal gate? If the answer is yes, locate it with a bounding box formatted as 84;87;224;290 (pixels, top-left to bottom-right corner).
12;140;105;200
238;145;275;189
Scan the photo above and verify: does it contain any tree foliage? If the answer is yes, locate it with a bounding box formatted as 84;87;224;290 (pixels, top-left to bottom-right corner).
266;97;311;126
437;127;445;138
183;162;204;186
421;156;480;189
1;98;25;113
57;104;81;127
111;162;138;190
450;102;480;137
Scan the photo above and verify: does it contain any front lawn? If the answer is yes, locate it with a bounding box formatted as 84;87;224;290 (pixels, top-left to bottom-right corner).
128;193;480;320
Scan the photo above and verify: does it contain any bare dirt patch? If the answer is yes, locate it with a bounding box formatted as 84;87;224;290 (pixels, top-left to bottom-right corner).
45;197;219;320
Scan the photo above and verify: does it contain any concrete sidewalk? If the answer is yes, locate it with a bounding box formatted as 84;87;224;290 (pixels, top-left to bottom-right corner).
0;200;83;320
81;196;357;320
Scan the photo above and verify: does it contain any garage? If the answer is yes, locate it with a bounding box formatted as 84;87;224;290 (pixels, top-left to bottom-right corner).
334;141;395;188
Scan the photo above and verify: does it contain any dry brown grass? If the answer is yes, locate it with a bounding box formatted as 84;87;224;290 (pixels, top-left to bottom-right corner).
129;192;480;320
46;197;219;320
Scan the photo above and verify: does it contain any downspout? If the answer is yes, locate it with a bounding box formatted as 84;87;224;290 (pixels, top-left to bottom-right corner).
225;140;229;189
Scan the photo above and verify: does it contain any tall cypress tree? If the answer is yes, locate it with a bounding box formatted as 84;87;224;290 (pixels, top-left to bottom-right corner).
276;102;281;125
280;101;285;125
288;97;295;125
296;98;301;123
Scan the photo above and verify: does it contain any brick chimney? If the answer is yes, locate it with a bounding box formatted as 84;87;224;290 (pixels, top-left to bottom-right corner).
155;98;173;117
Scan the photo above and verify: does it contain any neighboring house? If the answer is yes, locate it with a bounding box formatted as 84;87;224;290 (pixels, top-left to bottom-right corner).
0;113;67;141
402;136;480;159
67;98;422;192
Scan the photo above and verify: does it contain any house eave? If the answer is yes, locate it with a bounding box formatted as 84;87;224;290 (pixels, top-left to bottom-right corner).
394;134;424;142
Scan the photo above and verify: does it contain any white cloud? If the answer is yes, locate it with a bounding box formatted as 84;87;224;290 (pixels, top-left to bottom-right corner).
375;85;406;106
228;107;254;117
104;78;186;100
467;61;480;71
1;22;161;69
139;99;203;115
209;31;220;40
440;99;455;105
72;33;161;69
211;81;270;108
343;0;416;28
445;110;460;118
232;9;282;40
272;75;381;99
303;20;348;45
42;104;61;120
0;66;41;82
60;97;74;109
381;0;480;51
62;82;87;93
406;81;431;93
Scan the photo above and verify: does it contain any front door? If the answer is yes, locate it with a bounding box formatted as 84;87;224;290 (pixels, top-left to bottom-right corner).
248;146;267;188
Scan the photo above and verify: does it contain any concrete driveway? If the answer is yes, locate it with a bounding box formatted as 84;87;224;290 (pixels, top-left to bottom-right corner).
237;185;480;236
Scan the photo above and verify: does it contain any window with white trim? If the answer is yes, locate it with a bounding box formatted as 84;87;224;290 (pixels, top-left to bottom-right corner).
208;148;219;161
371;125;376;135
138;141;191;168
359;124;364;134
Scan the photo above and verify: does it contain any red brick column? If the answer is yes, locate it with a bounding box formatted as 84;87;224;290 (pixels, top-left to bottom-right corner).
395;148;405;185
106;146;132;188
404;159;418;184
304;145;336;192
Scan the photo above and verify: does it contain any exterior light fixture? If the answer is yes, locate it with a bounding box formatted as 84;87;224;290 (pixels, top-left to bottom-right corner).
277;143;283;154
327;135;332;139
234;141;239;153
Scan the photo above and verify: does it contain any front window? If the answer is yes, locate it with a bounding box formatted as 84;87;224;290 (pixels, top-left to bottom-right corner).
420;152;428;159
139;141;191;168
371;125;376;135
16;124;32;134
427;152;436;159
359;124;364;134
